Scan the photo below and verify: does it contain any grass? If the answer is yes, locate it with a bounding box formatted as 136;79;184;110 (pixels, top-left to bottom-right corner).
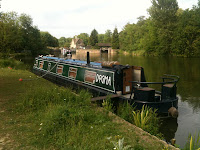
0;57;28;70
0;58;176;149
183;133;200;150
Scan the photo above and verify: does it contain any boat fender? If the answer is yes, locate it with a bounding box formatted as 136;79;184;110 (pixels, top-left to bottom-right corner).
168;107;178;118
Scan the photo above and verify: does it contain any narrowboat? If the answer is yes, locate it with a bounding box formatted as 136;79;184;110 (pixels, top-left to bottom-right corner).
32;52;179;117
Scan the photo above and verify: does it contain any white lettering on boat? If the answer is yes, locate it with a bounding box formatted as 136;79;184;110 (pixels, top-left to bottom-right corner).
95;74;111;86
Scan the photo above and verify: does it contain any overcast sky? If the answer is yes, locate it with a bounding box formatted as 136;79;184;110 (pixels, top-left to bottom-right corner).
1;0;198;38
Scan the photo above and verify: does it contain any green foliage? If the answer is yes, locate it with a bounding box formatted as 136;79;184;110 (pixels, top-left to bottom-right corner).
184;133;200;150
104;29;112;43
111;138;132;150
77;33;89;46
132;105;161;136
89;29;98;46
98;34;104;43
117;102;134;123
102;98;114;112
0;58;27;70
58;37;72;47
118;0;200;57
0;11;56;56
40;31;58;48
112;27;120;49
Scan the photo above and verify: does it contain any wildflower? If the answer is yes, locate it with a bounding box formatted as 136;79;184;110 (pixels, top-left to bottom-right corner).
40;123;43;126
39;127;42;131
91;126;93;129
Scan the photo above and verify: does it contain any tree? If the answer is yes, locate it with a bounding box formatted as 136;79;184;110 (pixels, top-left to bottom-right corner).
0;12;22;54
148;0;179;55
119;23;136;51
77;33;89;46
18;13;44;55
40;31;58;48
89;29;98;46
58;37;67;47
98;34;104;43
112;27;119;49
104;29;112;43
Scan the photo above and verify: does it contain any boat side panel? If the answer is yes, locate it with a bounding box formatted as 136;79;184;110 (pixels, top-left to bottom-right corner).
34;58;116;93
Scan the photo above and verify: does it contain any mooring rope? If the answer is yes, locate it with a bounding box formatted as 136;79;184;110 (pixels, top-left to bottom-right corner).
19;61;59;81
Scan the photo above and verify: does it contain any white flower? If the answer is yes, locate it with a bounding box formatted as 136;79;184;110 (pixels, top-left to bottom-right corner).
40;123;43;126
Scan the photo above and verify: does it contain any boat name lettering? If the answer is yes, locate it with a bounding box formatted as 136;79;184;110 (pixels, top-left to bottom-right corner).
95;74;111;86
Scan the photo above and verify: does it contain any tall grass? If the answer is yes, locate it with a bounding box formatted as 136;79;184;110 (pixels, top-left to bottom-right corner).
0;58;27;70
132;105;161;137
102;97;114;112
184;133;200;150
117;101;135;123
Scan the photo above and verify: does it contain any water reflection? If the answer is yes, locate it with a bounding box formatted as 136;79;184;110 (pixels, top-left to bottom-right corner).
159;117;178;143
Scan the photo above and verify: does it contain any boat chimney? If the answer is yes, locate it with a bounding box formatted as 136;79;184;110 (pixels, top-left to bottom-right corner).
87;52;90;66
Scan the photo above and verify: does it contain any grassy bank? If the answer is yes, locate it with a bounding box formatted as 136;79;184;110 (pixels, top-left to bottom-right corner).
0;59;177;149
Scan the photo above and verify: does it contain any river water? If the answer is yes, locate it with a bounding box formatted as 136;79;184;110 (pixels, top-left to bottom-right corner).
18;52;200;148
73;52;200;148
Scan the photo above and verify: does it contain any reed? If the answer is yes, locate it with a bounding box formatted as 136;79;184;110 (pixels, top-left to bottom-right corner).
184;133;200;150
132;105;160;136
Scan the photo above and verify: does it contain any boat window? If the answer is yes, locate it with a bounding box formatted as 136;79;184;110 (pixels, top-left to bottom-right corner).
68;67;77;78
57;65;63;74
39;61;44;69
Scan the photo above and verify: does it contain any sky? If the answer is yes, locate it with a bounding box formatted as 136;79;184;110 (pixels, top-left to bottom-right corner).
0;0;198;39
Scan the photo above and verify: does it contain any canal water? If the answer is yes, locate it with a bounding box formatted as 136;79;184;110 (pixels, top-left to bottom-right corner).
73;52;200;148
18;52;200;148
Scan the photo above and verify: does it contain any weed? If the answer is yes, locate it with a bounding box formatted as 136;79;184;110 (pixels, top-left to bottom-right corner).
102;97;114;112
112;138;132;150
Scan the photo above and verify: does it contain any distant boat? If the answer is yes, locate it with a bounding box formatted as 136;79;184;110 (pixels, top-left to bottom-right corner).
32;52;179;117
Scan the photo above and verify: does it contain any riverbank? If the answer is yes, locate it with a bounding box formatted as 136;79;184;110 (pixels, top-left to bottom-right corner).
0;61;178;149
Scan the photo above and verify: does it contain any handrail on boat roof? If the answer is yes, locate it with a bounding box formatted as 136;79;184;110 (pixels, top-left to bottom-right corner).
129;74;179;85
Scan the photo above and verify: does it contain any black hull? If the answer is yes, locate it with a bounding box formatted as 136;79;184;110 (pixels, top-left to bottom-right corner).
131;98;178;114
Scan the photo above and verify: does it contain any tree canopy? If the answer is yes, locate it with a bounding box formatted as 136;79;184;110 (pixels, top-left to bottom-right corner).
2;0;200;57
89;29;98;46
112;28;119;49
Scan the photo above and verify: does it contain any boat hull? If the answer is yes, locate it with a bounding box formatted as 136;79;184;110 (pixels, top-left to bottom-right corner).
130;98;178;114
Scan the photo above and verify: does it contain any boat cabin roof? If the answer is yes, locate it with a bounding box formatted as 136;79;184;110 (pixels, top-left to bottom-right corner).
41;56;102;68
